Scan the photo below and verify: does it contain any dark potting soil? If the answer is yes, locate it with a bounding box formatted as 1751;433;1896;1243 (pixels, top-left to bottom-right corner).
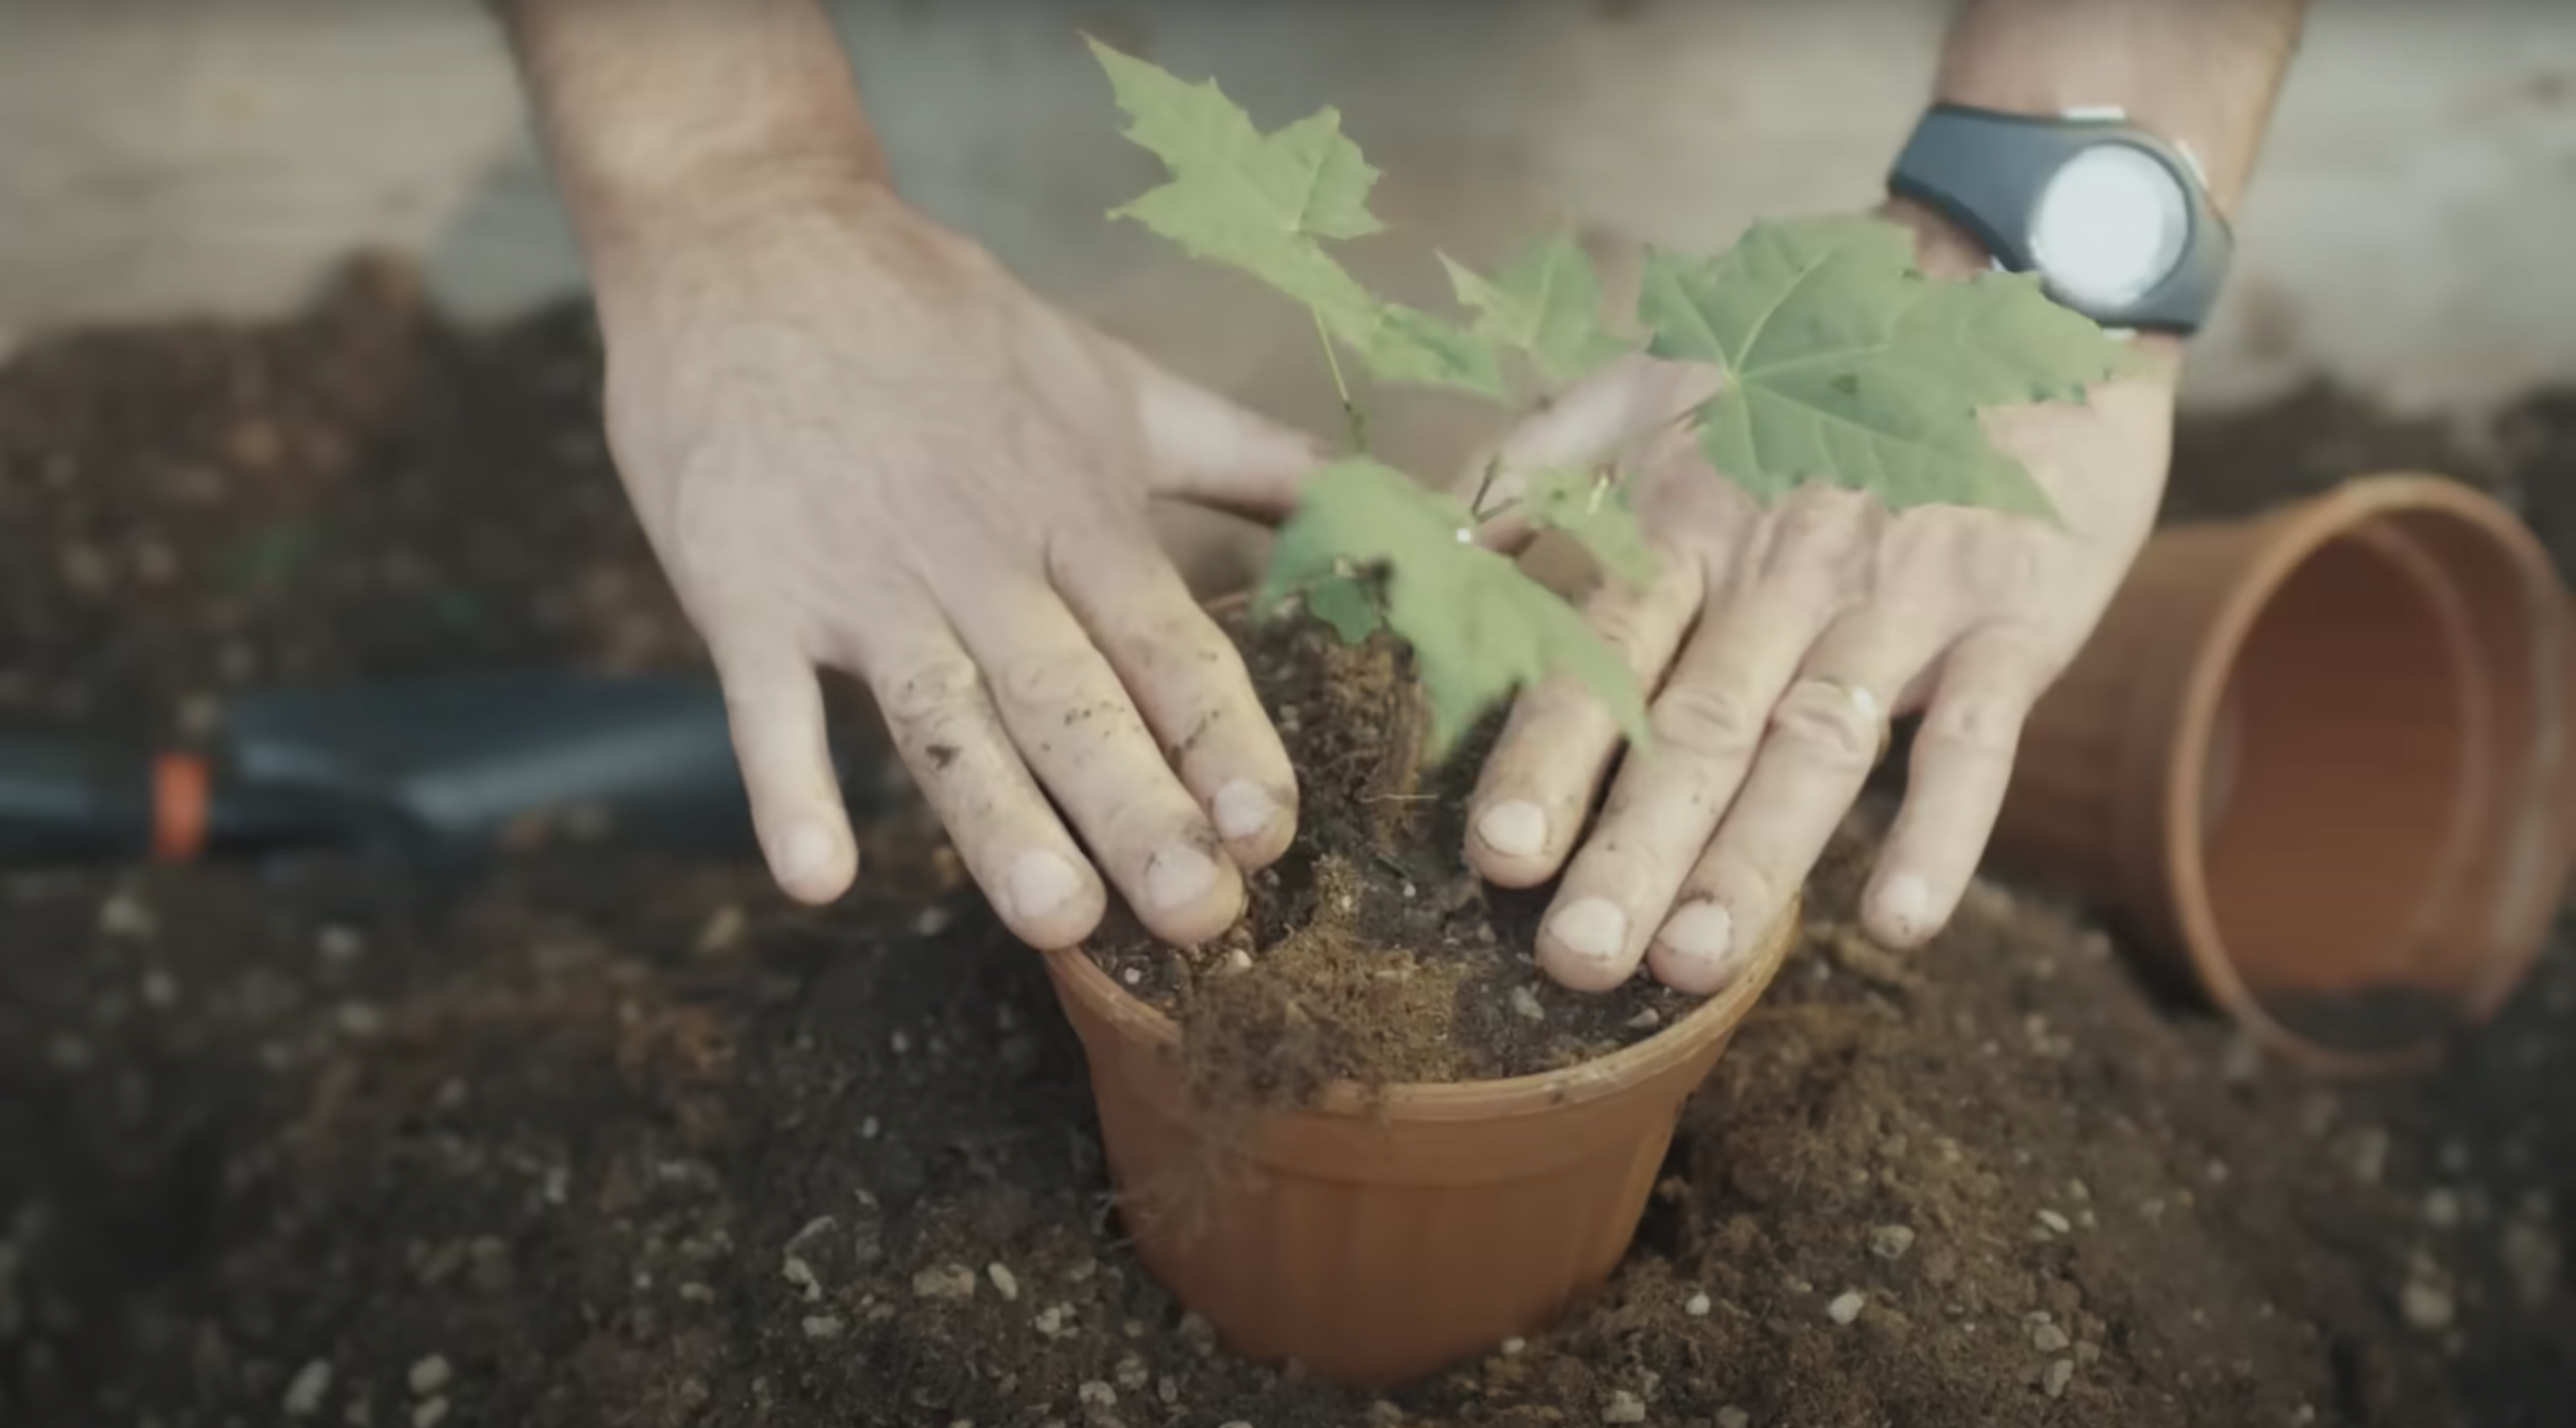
6;265;2576;1428
1082;612;1697;1104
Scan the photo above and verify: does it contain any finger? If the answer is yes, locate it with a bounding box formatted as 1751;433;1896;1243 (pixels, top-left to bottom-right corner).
1526;498;1869;991
706;628;859;905
860;607;1109;951
1464;541;1705;891
1053;517;1298;870
1648;616;1934;993
946;574;1246;946
1863;627;2060;950
1109;338;1325;516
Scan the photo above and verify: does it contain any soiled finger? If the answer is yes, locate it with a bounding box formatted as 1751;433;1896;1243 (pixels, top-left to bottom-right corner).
1052;517;1298;870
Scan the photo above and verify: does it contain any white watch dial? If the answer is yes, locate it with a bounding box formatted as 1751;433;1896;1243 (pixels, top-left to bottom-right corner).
2027;143;2189;311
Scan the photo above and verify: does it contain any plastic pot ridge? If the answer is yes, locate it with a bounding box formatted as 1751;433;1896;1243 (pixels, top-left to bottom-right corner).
1043;897;1799;1387
1991;473;2574;1072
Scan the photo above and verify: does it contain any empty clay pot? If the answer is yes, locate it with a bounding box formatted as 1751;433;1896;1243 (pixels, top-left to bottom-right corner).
1991;474;2574;1072
1043;897;1799;1386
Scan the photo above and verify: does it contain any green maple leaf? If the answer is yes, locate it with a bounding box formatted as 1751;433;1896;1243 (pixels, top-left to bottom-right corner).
1441;235;1630;386
1518;467;1659;588
1257;458;1647;758
1637;214;2141;516
1302;570;1384;643
1088;37;1504;400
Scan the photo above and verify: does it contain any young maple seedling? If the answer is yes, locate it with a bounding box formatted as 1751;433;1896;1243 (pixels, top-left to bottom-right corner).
1088;37;2142;760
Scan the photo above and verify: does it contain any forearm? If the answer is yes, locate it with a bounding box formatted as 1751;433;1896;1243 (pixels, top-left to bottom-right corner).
1928;0;2312;220
495;0;888;269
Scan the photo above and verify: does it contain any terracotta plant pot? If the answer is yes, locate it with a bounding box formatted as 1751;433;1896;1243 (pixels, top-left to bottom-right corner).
1991;473;2575;1073
1042;897;1800;1387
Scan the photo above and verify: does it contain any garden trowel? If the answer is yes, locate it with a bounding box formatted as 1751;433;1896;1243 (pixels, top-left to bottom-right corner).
0;670;875;870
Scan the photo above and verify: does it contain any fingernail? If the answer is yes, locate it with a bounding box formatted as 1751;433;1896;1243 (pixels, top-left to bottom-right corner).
1212;779;1279;842
1476;799;1548;859
1006;850;1082;923
1547;897;1628;966
1659;899;1738;978
1145;843;1220;912
778;821;840;893
1877;874;1931;940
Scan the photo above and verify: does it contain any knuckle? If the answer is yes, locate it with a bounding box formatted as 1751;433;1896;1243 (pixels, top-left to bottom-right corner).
1650;677;1767;760
877;653;995;757
1917;691;2027;763
993;640;1118;715
1767;681;1882;766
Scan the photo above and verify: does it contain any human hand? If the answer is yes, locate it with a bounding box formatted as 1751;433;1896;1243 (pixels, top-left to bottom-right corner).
589;169;1320;947
1463;205;2181;993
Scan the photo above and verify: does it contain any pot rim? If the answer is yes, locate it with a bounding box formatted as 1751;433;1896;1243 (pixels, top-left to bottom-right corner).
1043;892;1797;1123
2152;472;2566;1075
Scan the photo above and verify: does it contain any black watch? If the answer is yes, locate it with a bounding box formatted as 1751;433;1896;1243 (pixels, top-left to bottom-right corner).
1886;102;2232;335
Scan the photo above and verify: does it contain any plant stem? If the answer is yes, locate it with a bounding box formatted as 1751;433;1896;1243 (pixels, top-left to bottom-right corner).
1467;457;1505;520
1307;305;1367;454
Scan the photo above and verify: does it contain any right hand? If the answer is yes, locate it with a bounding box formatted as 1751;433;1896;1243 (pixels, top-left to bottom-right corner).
589;166;1323;948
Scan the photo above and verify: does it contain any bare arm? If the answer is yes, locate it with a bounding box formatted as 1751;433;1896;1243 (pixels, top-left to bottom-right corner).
495;0;890;277
1897;0;2313;276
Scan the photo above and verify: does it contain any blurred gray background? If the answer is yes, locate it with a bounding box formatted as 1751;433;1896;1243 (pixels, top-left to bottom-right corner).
2;0;2571;443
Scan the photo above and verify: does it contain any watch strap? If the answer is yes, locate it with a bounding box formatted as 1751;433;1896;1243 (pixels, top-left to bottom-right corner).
1887;102;2232;334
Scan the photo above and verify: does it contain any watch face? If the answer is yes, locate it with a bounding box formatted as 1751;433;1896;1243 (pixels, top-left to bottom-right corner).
2028;143;2191;313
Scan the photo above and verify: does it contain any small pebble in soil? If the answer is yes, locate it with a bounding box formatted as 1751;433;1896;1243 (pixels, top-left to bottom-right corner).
1869;1224;1917;1261
2036;1209;2071;1235
913;1263;977;1301
282;1360;333;1418
1685;1292;1712;1318
1500;1337;1526;1357
413;1398;450;1428
406;1357;452;1397
1116;1355;1150;1393
1626;1008;1660;1031
2400;1277;2455;1332
1602;1390;1647;1424
2424;1189;2462;1229
98;889;155;938
2348;1126;2391;1185
2044;1360;2075;1399
2032;1323;2071;1352
1077;1381;1117;1408
987;1263;1020;1301
1510;986;1545;1022
1826;1290;1866;1325
860;1117;881;1140
782;1257;820;1299
801;1315;845;1339
1717;1410;1750;1428
1368;1401;1405;1427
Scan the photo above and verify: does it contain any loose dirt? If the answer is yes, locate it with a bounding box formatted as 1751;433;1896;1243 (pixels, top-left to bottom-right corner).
1083;611;1694;1108
4;263;2573;1427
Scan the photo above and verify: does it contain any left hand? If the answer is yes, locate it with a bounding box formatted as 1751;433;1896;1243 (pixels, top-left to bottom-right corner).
1464;204;2182;994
